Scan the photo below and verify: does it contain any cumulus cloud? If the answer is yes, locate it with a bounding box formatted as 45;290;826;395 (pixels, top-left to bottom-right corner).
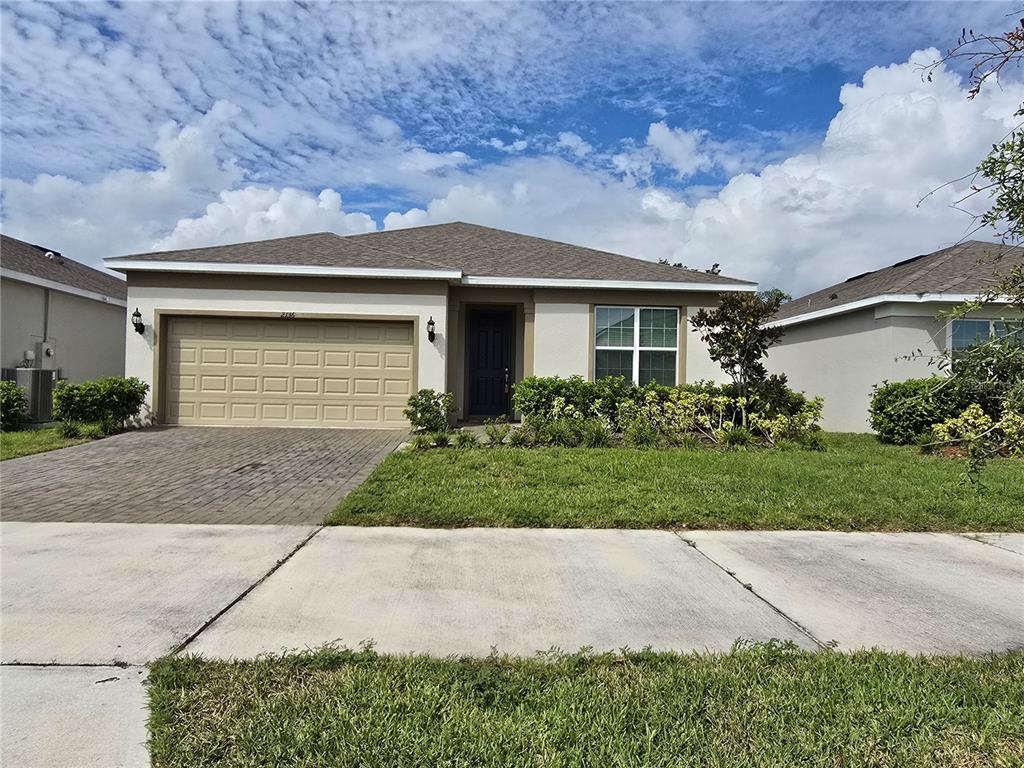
646;122;708;178
154;188;375;252
555;132;593;158
1;104;375;263
2;38;1020;299
2;1;1011;187
384;50;1023;294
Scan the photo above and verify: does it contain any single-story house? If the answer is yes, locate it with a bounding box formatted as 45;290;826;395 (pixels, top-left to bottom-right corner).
766;240;1023;433
104;222;754;428
2;234;127;382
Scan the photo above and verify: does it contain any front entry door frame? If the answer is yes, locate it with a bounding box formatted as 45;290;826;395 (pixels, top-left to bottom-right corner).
465;305;515;419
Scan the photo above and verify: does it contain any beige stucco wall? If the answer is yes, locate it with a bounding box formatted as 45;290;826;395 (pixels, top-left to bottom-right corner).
125;274;447;423
533;301;591;378
765;306;944;433
1;276;125;381
122;274;736;423
532;289;726;385
684;304;732;385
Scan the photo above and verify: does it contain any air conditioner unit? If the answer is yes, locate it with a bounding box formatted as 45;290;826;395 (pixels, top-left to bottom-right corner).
1;368;60;422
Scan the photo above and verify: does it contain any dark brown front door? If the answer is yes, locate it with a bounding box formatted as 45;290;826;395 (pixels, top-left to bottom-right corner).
467;307;514;417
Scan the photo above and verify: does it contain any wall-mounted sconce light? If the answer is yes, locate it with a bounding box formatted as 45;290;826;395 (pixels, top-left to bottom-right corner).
131;308;145;335
426;316;436;343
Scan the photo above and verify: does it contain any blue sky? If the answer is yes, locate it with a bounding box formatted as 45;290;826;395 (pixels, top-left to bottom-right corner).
2;1;1021;295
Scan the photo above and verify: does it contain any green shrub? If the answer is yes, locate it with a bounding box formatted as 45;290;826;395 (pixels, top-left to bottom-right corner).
511;375;823;449
58;420;82;438
580;418;614;448
623;415;661;448
52;377;148;430
507;426;534;448
482;416;511;446
513;375;640;425
797;429;827;452
0;381;28;431
722;426;755;449
453;430;479;449
869;378;968;445
747;374;809;417
409;434;434;450
80;422;106;440
403;389;455;433
431;431;451;448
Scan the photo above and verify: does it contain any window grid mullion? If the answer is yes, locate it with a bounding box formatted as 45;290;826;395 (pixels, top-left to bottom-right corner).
633;307;640;385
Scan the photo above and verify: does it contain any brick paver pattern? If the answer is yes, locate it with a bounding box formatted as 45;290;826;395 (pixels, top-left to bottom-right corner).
0;427;405;524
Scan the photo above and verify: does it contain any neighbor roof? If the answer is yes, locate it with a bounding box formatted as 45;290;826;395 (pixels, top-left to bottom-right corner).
1;234;127;302
105;222;754;288
772;240;1024;325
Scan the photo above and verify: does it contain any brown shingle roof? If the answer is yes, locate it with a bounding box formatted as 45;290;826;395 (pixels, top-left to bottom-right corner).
773;240;1024;322
1;234;127;301
107;222;754;286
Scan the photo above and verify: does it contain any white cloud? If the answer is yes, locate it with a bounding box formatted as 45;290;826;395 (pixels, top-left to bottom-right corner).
487;137;529;153
2;1;1011;188
383;50;1023;294
1;104;375;263
646;122;708;178
2;42;1020;298
154;188;375;251
555;132;593;158
397;147;472;174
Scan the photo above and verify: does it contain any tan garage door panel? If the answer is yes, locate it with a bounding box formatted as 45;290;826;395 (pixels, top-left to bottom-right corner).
165;317;414;427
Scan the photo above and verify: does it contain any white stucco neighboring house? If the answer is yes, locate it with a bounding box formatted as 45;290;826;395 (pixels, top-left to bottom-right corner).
765;241;1023;433
103;222;754;428
2;234;127;382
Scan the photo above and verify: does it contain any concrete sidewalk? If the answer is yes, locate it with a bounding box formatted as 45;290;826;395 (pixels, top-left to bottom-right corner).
2;524;1022;768
187;527;1024;658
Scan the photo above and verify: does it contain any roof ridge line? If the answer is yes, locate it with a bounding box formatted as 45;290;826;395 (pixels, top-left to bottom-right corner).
329;231;456;272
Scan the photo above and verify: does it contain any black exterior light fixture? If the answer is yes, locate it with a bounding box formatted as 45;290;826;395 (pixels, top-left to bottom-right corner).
131;308;145;335
426;316;436;343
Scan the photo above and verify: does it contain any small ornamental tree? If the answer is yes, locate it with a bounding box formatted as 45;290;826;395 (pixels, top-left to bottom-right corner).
913;19;1024;476
689;290;789;425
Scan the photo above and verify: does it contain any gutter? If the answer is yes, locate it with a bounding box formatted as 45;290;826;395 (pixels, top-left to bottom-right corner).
104;259;757;293
766;293;990;329
1;267;127;308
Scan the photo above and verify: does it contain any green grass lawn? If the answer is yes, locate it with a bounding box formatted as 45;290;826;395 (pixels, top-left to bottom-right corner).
0;428;88;461
328;433;1024;530
148;644;1023;768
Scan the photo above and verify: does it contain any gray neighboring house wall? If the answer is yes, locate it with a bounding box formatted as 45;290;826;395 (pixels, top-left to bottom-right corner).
1;234;127;382
766;241;1023;433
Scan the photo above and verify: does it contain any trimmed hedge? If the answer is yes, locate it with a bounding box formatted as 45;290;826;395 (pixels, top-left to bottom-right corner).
53;376;149;432
868;378;968;445
0;381;28;431
512;374;812;427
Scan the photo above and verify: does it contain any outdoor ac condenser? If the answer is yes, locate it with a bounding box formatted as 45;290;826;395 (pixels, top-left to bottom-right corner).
1;368;60;423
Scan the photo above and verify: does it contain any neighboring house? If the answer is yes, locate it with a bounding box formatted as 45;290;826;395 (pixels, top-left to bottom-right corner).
104;222;754;428
1;234;127;381
766;241;1023;433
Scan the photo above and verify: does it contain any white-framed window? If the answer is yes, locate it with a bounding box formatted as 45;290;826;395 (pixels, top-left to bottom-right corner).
950;318;1023;358
594;306;679;385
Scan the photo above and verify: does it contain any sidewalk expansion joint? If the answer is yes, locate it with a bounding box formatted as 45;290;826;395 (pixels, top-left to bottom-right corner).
672;532;828;651
170;525;324;656
957;533;1023;557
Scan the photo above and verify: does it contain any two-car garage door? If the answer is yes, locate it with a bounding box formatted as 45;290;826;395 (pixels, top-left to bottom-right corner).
164;316;415;427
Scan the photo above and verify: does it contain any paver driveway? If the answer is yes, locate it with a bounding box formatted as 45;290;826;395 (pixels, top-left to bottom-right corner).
0;427;404;524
